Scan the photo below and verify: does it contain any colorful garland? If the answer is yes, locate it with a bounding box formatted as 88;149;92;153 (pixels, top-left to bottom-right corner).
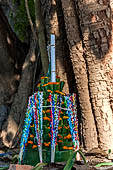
19;92;43;163
33;92;43;162
65;94;79;151
19;77;79;164
19;97;34;163
49;94;62;162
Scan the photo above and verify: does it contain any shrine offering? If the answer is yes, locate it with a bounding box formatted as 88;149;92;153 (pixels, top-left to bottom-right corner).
19;76;79;165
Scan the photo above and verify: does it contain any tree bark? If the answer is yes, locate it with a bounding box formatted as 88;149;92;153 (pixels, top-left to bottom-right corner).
0;6;27;131
41;0;76;94
61;0;98;150
34;0;49;75
76;0;113;152
1;36;37;147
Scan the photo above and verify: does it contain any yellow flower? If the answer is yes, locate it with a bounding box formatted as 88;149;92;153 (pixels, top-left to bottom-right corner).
47;99;50;102
63;146;68;150
64;125;69;129
37;83;40;87
58;126;62;130
48;133;51;137
41;77;45;79
48;82;59;85
55;90;60;93
43;117;50;121
30;135;34;138
28;141;33;144
60;92;65;96
43;110;46;114
68;147;73;150
44;142;50;147
58;134;63;138
32;145;38;149
47;90;53;93
63;116;69;119
64;134;72;139
55;90;65;96
58;140;63;143
46;109;51;113
42;83;48;87
30;124;34;127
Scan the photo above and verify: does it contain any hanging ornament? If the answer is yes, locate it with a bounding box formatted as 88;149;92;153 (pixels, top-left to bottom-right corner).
33;92;43;163
19;97;34;164
65;94;79;151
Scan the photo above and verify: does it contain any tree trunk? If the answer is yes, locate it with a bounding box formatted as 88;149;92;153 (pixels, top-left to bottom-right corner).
41;0;76;94
61;0;98;150
0;6;26;131
1;36;37;147
34;0;49;75
0;3;37;148
76;0;113;152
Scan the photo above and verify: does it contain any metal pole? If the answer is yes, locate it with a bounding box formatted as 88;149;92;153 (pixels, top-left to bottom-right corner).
50;34;56;82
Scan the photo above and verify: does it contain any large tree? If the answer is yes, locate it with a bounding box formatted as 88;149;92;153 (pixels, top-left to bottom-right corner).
0;0;48;147
0;0;113;155
42;0;113;153
62;0;113;153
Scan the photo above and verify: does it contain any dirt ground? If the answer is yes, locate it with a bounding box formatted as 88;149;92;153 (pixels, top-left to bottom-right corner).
0;148;113;170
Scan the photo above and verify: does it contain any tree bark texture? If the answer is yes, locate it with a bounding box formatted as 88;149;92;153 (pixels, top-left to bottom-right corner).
34;0;49;75
76;0;113;152
1;36;37;147
41;0;76;94
0;6;26;130
61;0;98;150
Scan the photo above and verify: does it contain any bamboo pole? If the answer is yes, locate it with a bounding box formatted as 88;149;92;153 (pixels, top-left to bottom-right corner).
50;34;56;82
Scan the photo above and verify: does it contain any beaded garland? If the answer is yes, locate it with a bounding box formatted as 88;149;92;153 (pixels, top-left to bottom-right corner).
19;76;79;164
65;94;79;150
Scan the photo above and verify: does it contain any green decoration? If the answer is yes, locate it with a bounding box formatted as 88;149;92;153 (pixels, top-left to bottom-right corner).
20;76;79;165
